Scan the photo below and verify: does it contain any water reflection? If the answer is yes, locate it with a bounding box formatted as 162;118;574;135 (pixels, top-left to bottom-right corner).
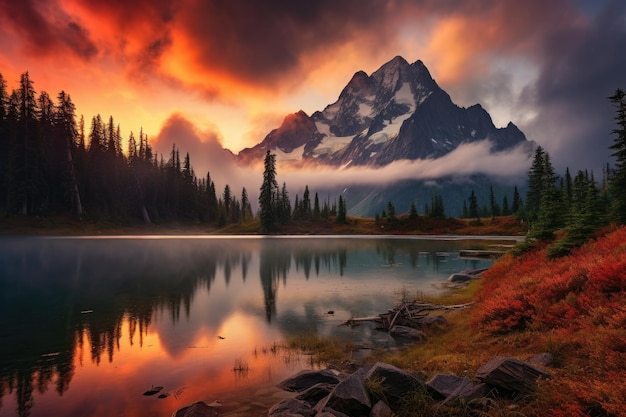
0;236;508;417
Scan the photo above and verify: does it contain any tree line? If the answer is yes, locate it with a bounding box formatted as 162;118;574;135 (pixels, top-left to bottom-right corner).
2;71;624;239
0;72;252;225
258;150;347;232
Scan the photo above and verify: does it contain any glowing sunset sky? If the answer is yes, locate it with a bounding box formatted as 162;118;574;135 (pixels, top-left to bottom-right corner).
0;0;624;173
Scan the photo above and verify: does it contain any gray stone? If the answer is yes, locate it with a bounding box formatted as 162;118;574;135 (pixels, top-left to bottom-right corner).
316;368;371;416
529;352;554;367
370;400;396;417
277;369;342;392
268;398;315;417
389;325;427;341
317;408;350;417
171;401;219;417
364;362;426;412
414;315;448;328
426;374;467;399
447;273;474;283
295;383;335;406
442;379;491;405
476;356;551;393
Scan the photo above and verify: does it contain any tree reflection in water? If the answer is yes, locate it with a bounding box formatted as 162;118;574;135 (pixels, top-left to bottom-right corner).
0;236;496;417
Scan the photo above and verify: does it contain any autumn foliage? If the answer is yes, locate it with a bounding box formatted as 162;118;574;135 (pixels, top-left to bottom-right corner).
472;226;626;415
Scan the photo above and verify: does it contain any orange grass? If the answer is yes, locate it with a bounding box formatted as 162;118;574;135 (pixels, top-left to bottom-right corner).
472;226;626;415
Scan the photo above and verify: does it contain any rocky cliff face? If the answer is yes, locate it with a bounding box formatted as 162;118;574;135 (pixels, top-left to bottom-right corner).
238;56;528;167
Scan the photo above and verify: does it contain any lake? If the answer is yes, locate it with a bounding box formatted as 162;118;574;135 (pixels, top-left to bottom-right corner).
0;235;518;417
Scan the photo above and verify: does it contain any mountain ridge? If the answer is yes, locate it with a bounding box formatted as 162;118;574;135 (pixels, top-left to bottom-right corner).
237;56;529;167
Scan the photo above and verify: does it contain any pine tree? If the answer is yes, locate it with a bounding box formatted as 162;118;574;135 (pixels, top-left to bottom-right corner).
609;89;626;224
386;201;396;222
489;185;500;218
302;185;311;219
313;192;320;219
336;194;347;224
526;146;546;221
502;196;510;216
409;201;418;220
241;187;251;222
259;150;278;232
511;186;521;214
468;190;479;220
531;152;564;240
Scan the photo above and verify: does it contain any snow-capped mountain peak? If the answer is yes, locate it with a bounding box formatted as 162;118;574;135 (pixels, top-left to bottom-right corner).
238;56;527;167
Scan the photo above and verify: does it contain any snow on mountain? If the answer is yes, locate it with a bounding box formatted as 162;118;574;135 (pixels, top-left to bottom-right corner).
237;56;528;167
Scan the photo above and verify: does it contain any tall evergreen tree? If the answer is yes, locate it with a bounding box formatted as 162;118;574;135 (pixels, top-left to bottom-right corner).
468;190;479;220
409;201;418;220
531;152;564;239
526;145;546;221
336;194;347;224
609;89;626;224
259;150;278;232
511;185;521;214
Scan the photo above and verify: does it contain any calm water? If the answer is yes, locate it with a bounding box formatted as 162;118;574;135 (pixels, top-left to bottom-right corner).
0;235;516;417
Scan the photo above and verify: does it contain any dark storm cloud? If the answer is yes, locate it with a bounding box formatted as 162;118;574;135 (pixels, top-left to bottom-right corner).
524;0;626;172
177;0;401;84
0;0;98;60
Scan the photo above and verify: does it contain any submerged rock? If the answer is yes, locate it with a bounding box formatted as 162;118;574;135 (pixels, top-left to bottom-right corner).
171;401;219;417
389;325;427;341
268;398;315;417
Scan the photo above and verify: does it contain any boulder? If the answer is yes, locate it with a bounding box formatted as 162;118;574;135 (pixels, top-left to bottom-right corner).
268;398;315;417
364;362;425;412
295;383;335;406
414;315;448;328
389;325;427;341
426;374;468;399
476;356;551;393
447;273;474;283
277;369;342;392
442;379;491;405
171;401;219;417
316;408;350;417
315;368;371;416
370;400;395;417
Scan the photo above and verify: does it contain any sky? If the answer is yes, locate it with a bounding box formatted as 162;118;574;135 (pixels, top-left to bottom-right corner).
1;0;625;189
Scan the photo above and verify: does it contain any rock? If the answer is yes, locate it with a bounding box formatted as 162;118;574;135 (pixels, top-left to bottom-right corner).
295;383;335;406
171;401;219;417
389;325;427;341
442;379;491;405
414;315;448;328
370;400;395;417
315;368;371;416
316;408;350;417
476;356;551;393
277;369;342;392
364;362;426;412
529;352;554;367
426;374;467;399
268;398;315;417
447;273;474;283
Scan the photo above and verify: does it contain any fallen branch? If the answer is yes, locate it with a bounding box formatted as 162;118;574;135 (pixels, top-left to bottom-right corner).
341;301;474;330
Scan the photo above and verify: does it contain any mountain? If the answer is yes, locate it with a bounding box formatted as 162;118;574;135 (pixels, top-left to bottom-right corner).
238;56;528;167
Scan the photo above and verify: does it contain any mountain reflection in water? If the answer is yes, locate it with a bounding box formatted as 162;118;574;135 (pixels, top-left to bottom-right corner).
0;236;509;417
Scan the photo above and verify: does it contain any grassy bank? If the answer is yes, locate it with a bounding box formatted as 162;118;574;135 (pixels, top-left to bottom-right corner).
0;213;526;236
290;226;626;416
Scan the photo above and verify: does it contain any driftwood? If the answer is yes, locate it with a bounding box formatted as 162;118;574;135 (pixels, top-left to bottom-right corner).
342;301;473;330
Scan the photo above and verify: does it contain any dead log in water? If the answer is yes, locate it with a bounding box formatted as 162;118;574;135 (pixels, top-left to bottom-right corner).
342;301;474;330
